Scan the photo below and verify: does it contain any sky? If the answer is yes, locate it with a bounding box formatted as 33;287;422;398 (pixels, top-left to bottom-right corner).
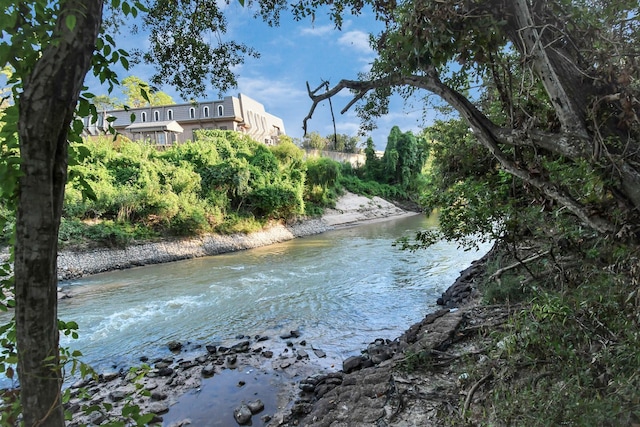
86;5;438;150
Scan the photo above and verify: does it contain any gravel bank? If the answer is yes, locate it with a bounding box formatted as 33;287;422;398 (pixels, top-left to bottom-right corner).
57;219;331;281
55;192;415;281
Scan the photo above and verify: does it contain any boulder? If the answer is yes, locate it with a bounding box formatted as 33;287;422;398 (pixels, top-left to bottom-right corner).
234;404;253;425
343;356;363;373
247;399;265;414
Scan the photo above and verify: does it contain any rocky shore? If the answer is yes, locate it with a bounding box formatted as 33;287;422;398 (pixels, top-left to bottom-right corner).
62;246;494;427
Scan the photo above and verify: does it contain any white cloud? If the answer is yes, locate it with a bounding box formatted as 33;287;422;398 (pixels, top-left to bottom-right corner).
299;24;335;37
338;30;373;54
237;76;306;101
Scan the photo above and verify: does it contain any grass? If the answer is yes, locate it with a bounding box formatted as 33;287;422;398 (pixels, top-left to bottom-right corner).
458;240;640;426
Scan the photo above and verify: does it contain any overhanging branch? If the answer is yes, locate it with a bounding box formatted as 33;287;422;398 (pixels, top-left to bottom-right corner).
303;72;619;234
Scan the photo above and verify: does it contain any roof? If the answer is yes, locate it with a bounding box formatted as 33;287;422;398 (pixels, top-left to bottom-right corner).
125;120;184;133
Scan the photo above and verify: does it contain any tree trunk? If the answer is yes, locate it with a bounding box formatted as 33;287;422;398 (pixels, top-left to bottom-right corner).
15;2;103;426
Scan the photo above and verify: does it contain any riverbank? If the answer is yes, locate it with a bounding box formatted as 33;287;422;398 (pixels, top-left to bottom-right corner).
55;192;413;284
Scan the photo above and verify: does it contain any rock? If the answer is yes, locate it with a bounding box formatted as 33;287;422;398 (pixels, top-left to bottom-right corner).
297;349;309;360
247;399;265;414
343;356;363;373
179;360;197;369
151;391;168;401
155;361;171;369
231;341;251;353
279;360;292;369
299;340;306;346
299;382;315;392
148;401;169;415
202;364;215;377
313;348;326;358
280;330;301;339
167;340;183;352
157;367;174;377
88;411;106;425
261;414;272;423
101;371;120;382
140;356;149;362
261;350;273;358
234;404;253;425
257;335;269;342
205;344;217;354
109;390;126;402
226;354;238;368
71;378;91;389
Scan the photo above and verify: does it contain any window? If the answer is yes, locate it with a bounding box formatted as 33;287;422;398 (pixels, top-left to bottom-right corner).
141;112;147;122
154;110;160;121
167;109;173;120
217;105;224;116
203;106;210;118
189;107;195;119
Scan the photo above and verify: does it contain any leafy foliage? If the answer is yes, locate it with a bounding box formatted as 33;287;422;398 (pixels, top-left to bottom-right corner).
62;132;308;244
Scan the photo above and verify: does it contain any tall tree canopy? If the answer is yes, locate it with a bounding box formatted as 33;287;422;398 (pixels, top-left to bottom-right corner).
297;0;640;241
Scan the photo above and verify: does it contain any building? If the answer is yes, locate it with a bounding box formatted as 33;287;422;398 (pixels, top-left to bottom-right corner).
83;93;286;146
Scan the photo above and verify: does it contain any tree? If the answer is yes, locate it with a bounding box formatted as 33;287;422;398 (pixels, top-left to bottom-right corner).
0;1;258;424
327;133;360;152
120;75;175;107
379;126;428;189
298;0;640;242
92;94;121;111
302;131;329;150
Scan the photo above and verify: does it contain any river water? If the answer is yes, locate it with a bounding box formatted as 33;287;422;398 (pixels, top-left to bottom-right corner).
2;214;491;385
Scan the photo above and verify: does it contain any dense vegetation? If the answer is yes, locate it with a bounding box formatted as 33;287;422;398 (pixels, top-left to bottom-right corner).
0;128;422;249
59;131;333;247
412;117;640;425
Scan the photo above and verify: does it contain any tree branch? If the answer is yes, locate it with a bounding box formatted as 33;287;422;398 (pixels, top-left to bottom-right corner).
304;72;619;234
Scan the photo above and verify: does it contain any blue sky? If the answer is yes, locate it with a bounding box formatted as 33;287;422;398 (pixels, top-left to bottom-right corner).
86;5;436;150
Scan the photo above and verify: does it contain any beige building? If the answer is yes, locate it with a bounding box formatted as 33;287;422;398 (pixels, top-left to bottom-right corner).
84;93;286;146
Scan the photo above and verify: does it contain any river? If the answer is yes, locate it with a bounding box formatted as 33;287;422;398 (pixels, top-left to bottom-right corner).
1;214;491;388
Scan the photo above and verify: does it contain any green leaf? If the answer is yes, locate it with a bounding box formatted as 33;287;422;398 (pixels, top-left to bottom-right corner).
65;15;76;31
136;413;155;425
122;2;130;15
140;87;150;103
